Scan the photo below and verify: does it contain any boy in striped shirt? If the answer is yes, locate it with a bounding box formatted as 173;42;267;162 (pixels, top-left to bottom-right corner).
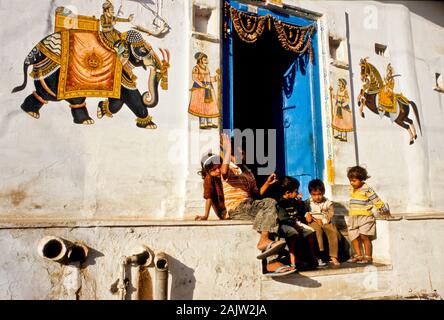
347;166;392;264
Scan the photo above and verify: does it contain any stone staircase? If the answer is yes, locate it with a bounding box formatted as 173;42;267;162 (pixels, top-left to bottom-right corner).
260;261;394;299
258;183;397;300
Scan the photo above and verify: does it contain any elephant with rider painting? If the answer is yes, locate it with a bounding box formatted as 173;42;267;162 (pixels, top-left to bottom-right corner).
12;25;169;129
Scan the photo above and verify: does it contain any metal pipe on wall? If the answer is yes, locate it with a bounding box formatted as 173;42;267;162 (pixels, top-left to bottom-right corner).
115;245;154;300
38;236;89;300
154;252;169;300
129;245;154;300
38;236;89;264
38;236;69;263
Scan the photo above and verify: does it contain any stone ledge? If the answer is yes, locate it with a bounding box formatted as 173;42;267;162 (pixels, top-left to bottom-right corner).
330;59;349;70
404;214;444;220
364;291;443;300
336;213;444;221
1;212;444;229
262;262;392;280
0;218;252;229
433;86;444;93
191;31;220;43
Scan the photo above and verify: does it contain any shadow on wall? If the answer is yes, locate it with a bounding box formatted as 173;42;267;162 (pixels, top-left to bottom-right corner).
378;1;444;28
332;202;349;231
332;202;352;261
168;256;196;300
80;247;104;268
272;273;322;288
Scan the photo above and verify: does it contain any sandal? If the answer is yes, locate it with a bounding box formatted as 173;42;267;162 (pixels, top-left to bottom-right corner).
256;239;286;260
329;258;341;266
358;255;373;264
348;255;363;263
264;264;297;277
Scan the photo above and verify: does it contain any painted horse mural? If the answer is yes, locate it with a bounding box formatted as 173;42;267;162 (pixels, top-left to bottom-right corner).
12;6;170;129
357;58;422;145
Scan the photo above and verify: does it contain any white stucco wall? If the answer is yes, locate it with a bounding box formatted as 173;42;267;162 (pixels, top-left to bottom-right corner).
1;0;443;219
289;0;444;214
0;222;261;300
0;219;443;300
0;0;443;300
0;0;203;219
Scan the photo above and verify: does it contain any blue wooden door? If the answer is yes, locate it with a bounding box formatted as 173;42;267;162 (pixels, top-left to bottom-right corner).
223;1;324;199
282;53;324;199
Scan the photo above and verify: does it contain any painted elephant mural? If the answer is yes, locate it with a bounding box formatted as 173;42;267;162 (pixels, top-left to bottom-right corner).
12;5;170;129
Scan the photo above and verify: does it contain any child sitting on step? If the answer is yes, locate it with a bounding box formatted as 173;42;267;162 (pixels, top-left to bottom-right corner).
276;176;319;270
195;153;228;220
305;179;341;266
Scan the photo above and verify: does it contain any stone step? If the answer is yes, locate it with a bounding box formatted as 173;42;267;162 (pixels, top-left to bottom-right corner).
260;262;394;300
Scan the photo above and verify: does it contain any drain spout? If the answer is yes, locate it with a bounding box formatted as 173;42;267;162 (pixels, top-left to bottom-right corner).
127;245;154;267
67;242;89;264
154;252;169;300
38;236;89;265
38;236;69;263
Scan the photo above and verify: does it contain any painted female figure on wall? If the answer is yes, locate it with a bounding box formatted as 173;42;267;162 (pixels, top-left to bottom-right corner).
331;78;353;142
188;52;220;129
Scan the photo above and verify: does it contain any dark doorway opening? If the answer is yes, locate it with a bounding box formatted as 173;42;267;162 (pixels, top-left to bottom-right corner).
231;23;298;194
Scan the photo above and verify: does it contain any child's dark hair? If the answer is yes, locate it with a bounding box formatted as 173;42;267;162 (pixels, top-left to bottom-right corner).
347;166;370;181
308;179;325;193
281;176;300;194
198;153;222;179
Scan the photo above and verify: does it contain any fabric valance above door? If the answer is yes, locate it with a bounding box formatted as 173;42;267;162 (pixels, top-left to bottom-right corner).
224;2;316;62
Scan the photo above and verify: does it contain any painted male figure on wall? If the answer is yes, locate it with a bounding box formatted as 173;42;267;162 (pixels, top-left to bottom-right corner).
358;58;422;145
188;52;220;129
378;63;397;114
101;0;135;81
101;0;134;46
331;78;353;142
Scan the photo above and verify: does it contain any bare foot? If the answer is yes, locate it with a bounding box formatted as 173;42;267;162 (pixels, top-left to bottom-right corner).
266;261;294;273
330;257;340;266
